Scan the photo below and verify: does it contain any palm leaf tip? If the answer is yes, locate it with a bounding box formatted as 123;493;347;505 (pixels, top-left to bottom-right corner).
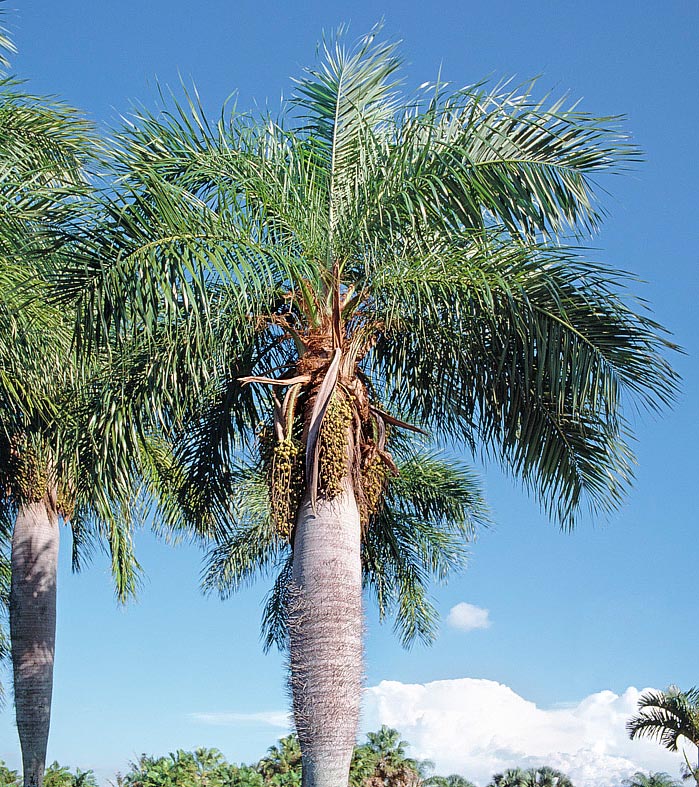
292;22;403;132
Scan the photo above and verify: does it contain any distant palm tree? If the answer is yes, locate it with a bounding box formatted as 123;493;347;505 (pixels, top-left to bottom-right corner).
42;764;97;787
627;686;699;783
621;772;682;787
350;724;431;787
0;759;21;787
257;736;302;786
488;767;573;787
489;769;529;787
422;775;476;787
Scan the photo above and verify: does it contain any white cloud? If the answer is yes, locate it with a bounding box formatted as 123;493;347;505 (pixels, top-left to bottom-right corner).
190;710;290;728
447;602;491;632
362;678;688;787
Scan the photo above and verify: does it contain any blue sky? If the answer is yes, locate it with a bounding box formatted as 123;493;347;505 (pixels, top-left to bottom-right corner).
1;2;698;785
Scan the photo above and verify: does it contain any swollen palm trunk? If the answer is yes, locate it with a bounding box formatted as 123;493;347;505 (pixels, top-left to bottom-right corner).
290;479;363;787
10;496;59;787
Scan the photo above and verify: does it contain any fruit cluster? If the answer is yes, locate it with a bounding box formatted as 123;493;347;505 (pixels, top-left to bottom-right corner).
359;451;390;526
265;434;303;541
6;437;48;504
317;393;353;500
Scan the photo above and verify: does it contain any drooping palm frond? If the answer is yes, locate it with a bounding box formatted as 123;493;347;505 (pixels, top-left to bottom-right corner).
366;234;678;526
198;462;286;597
198;445;488;651
627;687;699;753
0;4;16;73
363;78;638;247
52;181;290;354
363;450;490;646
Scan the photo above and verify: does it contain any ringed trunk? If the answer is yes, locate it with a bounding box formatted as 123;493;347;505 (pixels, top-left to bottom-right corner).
10;494;59;787
289;477;363;787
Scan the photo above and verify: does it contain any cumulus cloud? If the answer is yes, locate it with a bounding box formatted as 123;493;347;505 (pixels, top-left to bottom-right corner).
447;602;491;632
190;710;290;728
362;678;686;787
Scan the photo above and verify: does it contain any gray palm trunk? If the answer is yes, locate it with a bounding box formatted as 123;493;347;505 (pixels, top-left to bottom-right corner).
289;477;363;787
9;494;59;787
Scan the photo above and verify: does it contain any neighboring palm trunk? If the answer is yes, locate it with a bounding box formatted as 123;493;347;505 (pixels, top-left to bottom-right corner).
10;494;59;787
289;478;363;787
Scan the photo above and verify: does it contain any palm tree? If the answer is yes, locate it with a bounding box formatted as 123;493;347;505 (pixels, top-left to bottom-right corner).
422;776;476;787
528;768;573;787
628;687;699;784
58;26;677;787
350;726;428;787
257;736;302;786
622;773;682;787
0;36;143;787
489;770;530;787
488;768;573;787
0;759;20;787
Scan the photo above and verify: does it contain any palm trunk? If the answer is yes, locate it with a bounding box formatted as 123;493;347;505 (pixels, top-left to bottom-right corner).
289;477;363;787
10;494;59;787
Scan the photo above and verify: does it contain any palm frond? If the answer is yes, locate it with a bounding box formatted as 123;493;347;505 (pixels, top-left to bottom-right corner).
367;235;678;526
200;462;285;593
363;449;489;647
292;24;401;260
0;4;16;72
261;554;294;652
351;77;638;252
628;687;699;752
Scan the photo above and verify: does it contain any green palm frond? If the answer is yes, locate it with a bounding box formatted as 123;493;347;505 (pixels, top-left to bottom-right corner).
628;687;699;752
292;24;401;258
367;235;677;526
53;184;288;353
386;79;636;242
199;463;284;592
0;6;16;72
363;450;489;646
261;554;294;653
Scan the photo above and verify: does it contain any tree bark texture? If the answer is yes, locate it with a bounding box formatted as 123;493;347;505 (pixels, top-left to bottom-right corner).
10;496;59;787
290;478;363;787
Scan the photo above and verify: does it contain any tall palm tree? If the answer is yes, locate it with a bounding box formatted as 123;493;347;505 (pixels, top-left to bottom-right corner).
57;27;677;787
0;57;142;787
628;687;699;784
